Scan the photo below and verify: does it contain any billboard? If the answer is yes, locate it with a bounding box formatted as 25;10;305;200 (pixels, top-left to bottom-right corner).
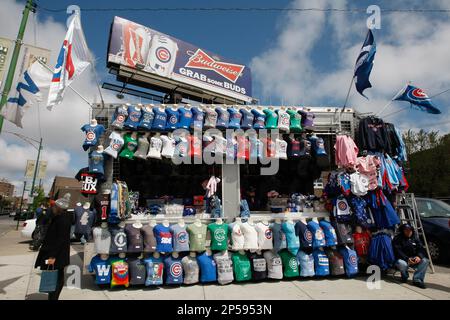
107;16;253;103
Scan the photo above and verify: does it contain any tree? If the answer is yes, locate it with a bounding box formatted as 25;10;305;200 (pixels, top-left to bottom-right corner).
30;187;46;212
402;129;442;156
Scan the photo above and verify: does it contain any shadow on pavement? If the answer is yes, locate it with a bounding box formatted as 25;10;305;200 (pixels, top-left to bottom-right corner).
0;276;24;294
25;293;48;300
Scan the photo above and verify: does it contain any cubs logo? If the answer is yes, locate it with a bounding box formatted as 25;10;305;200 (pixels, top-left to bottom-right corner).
177;231;188;244
410;88;428;100
289;258;298;270
338;200;348;211
112;143;121;151
169;116;177;124
214;229;226;242
86;131;95;141
315;230;324;241
170;262;182;277
116;115;125;123
265;229;272;240
349;254;357;266
156;47;171;63
304;230;313;242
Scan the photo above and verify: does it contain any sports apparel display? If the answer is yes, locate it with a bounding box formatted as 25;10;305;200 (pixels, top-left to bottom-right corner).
215;107;229;129
111;106;128;129
144;256;164;286
124;224;144;253
188;134;202;158
104;131;124;159
240;222;259;251
138;107;154;130
109;226;127;254
151;107;167;131
141;224;157;253
93;227;111;254
81;124;105;151
170;223;190;252
275;138;288;160
249;252;267;281
295;221;313;251
165;108;179;130
296;250;315;277
339;247;359;277
128;257;146;285
287;109;302;133
263;108;278;129
191;107;205;130
229;222;245;251
134;135;150;159
313;249;330;276
353;230;371;257
271;222;287;252
279;250;299;278
307;221;326;248
214;251;234;285
333;196;352;223
186;223;207;252
332;221;354;245
255;222;273;250
197;252;217;283
124;105;142;130
350;172;369;196
111;258;129;288
263;250;283;279
174;135;189;157
232;252;252;282
147;135;163;159
119;133;138;159
226;136;237;159
177;107;193;129
282;221;300;255
181;255;200;285
204;108;218;128
276;109;290;132
160;134;176;158
356;155;381;191
153;224;173;253
251;109;266;130
334;135;359;169
326;249;345;276
164;255;184;285
227;107;242;129
207;222;229;251
319;220;338;247
240;108;254;130
94;193;110;222
89;255;112;285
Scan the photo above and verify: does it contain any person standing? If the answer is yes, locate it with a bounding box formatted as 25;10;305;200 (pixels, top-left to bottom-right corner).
34;193;72;300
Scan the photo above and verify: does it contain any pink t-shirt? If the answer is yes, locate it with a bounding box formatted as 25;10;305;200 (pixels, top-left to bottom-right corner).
334;135;359;168
356;155;381;190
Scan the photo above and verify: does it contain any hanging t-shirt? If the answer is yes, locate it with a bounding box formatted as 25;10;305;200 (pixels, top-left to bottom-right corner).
141;224;157;253
125;224;144;253
177;107;193;129
240;108;254;130
275;139;288;160
186;223;207;252
204;108;218;128
296;250;315;277
339;247;359;277
227;107;242;129
89;255;112;285
109;226;127;254
248;135;259;161
181;255;200;285
350;172;369;197
160;135;176;158
277;109;291;132
150;107;167;132
249;252;267;281
165;108;180;130
232;252;252;282
138;107;154;130
229;222;245;251
191;107;205;130
197;252;217;283
207;222;229;251
235;135;249;160
215;107;229;129
279;249;299;278
263;250;283;279
124;106;142;130
147;136;163;159
119;133;138;160
307;221;326;249
262;137;276;158
128;257;146;285
110;258;129;288
255;222;273;250
251;109;266;130
287;109;302;133
353;231;371;257
170;224;190;252
111;106;128;129
104;131;124;159
240;222;259;251
326;249;345;276
332;221;354;245
81;124;105;151
271;222;287;252
295;221;313;251
313;249;330;276
94;193;109;223
282;222;300;255
213;135;227;156
263;109;278;129
93;227;111;254
213;251;234;285
288;138;301;158
174;135;189;158
134;136;150;160
299;110;315;128
164;255;184;285
226;136;237;160
74;207;95;236
153;224;173;253
144;256;164;286
188;134;202;158
319;220;338;247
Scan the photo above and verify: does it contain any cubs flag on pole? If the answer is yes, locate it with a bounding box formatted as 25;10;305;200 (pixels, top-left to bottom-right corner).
354;29;376;99
1;61;52;128
394;85;441;114
47;13;91;110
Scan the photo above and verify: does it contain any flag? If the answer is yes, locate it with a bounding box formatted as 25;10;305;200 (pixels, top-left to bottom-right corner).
1;61;52;128
354;29;376;99
394;85;441;114
47;13;91;110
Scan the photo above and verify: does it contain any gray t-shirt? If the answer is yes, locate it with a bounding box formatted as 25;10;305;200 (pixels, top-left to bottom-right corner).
93;227;111;254
109;226;127;254
263;250;283;280
170;224;190;252
142;224;157;253
125;224;144;253
271;223;287;252
128;257;147;285
134;136;150;159
181;255;199;285
213;251;234;285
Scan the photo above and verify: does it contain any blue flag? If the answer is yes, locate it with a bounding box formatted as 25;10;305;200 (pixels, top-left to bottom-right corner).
354;29;376;98
394;85;441;114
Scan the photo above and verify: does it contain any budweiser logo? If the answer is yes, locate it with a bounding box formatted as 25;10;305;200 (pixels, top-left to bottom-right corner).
185;49;244;83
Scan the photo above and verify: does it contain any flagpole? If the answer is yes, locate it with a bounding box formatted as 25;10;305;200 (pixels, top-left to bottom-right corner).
340;76;355;113
376;83;408;117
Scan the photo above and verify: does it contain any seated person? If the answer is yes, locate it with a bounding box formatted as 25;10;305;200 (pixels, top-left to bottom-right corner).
393;223;429;289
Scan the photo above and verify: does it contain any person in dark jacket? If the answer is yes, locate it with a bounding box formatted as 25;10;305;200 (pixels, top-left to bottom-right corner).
34;193;72;300
393;223;429;289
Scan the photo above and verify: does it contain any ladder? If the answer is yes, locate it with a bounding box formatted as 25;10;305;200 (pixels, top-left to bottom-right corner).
395;192;435;273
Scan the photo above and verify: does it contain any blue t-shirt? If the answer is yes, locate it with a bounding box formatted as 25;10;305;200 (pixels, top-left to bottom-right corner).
319;220;338;247
165;108;179;130
296;250;315;277
89;255;112;284
191;107;205;130
178;107;193;129
138;107;154;130
124;106;142;130
309;135;327;156
88;150;105;175
164;255;184;285
248;136;259;161
153;224;173;253
282;222;299;255
227;108;242;129
215;108;229;129
251;109;266;130
339;247;359;277
197;252;217;283
313;249;330;276
111;107;128;129
240;109;254;130
294;221;313;250
144;256;164;286
81;124;105;151
307;221;326;249
152;107;167;131
271;223;287;252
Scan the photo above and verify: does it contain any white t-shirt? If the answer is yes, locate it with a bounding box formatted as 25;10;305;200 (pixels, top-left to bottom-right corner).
147;136;163;159
134;136;150;159
255;222;273;250
93;227;111;254
350;172;369;196
263;250;283;279
204;108;218;128
240;222;259;251
275;139;288;159
214;135;227;156
104;131;124;159
229;222;245;251
160;135;176;158
213;251;234;285
277;110;290;132
174;136;189;157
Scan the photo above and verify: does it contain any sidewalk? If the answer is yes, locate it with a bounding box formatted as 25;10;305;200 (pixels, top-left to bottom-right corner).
0;229;449;300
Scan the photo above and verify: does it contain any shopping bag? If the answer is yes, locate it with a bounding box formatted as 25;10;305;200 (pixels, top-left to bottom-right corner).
39;266;58;293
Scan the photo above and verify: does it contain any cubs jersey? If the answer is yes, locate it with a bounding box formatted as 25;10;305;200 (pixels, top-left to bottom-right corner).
144;256;164;286
177;107;193;129
164;255;184;285
255;222;273;250
251;109;266;130
111;106;128;129
197;252;217;283
151;107;167;131
89;255;112;285
313;249;330;276
215;107;229;129
138;106;154;130
191;107;205;130
307;221;326;249
147;34;178;77
165;108;179;130
339;246;359;277
104;131;124;159
207;222;229;251
153;224;173;253
170;223;190;252
81;124;105;151
227;107;242;129
295;221;313;250
124;106;142;130
240;108;254;130
319;220;338;247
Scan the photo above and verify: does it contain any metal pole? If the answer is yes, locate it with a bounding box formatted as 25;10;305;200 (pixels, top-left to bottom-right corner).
29;137;42;199
0;0;34;133
16;181;27;230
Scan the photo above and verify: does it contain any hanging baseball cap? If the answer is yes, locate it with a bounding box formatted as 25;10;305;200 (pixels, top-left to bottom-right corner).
55;193;71;210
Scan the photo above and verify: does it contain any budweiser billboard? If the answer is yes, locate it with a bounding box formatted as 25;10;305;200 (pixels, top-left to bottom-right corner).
107;16;253;102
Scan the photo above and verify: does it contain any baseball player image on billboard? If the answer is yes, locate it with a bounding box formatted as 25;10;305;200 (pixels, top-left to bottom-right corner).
146;33;179;77
121;20;151;68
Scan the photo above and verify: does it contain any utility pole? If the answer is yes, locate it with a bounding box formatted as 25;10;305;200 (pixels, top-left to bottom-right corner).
0;0;35;133
16;181;27;230
29;137;43;201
